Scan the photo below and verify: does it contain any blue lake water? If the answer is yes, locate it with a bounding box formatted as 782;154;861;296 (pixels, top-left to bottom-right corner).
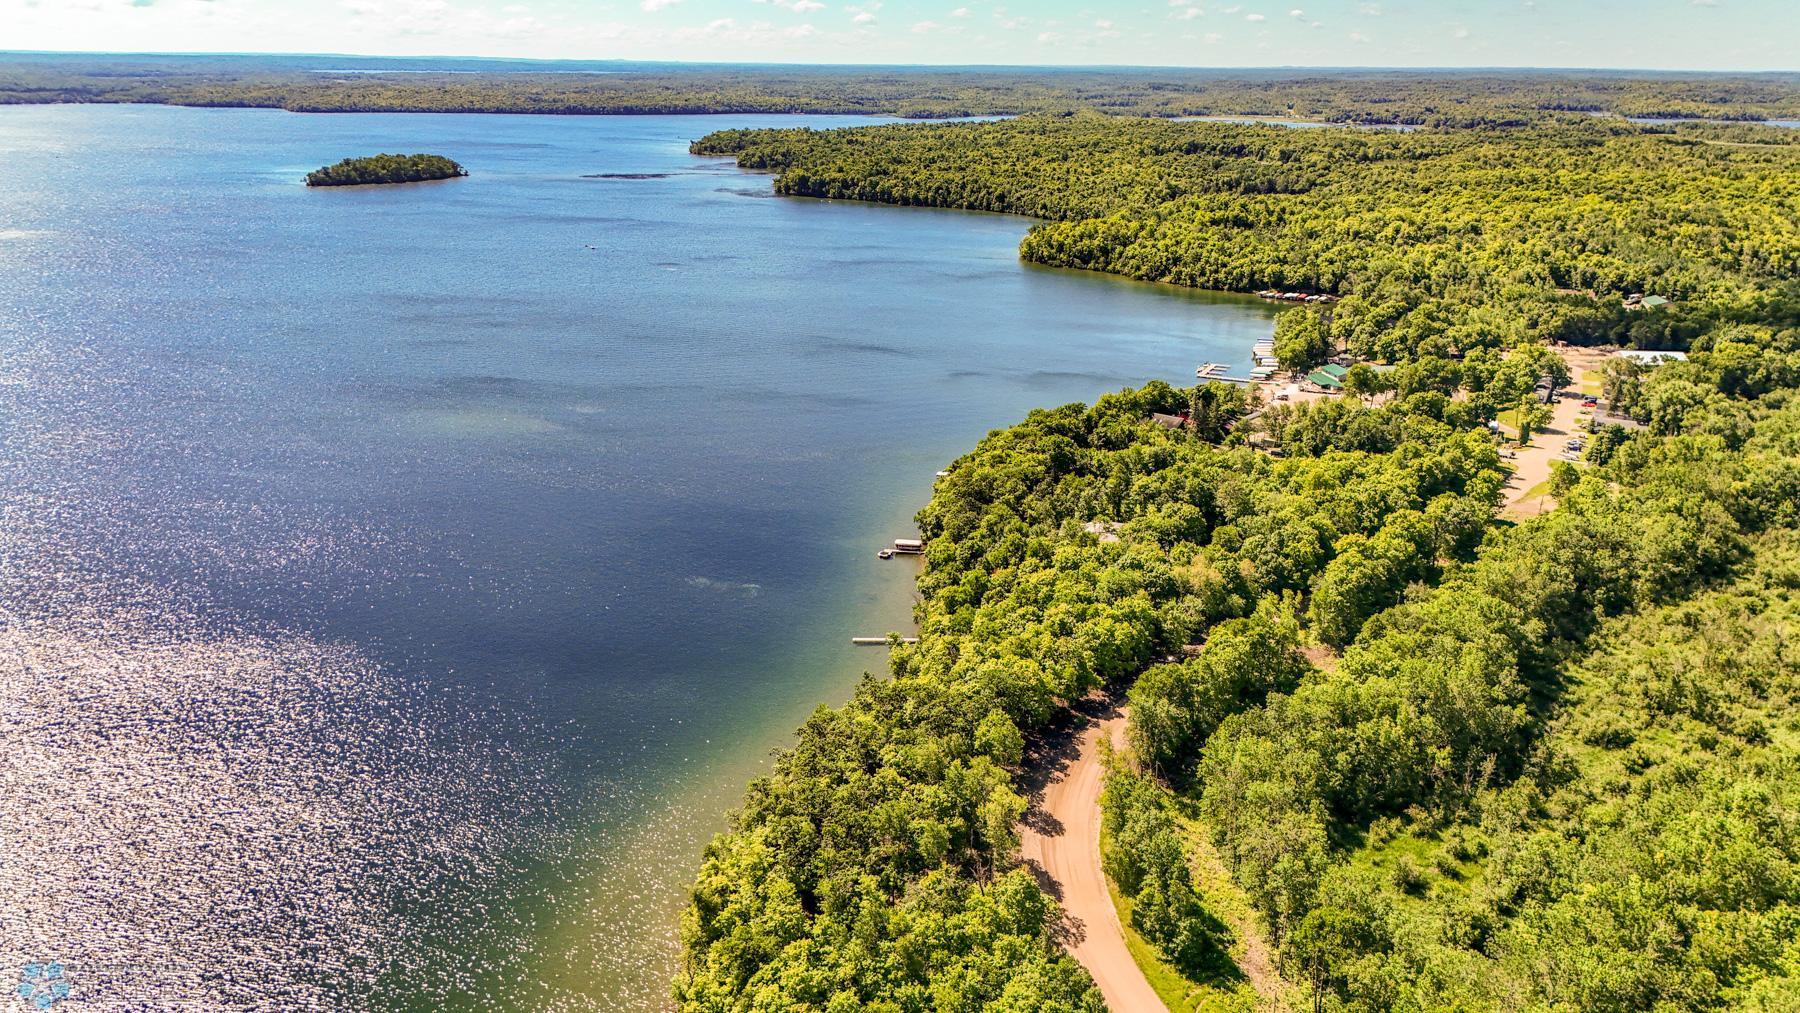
0;104;1275;1010
1616;114;1800;128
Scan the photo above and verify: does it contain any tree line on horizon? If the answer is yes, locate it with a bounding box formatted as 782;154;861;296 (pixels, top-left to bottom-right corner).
5;55;1800;124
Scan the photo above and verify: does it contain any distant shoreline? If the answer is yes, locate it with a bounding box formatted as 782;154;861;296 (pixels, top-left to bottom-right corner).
7;55;1800;124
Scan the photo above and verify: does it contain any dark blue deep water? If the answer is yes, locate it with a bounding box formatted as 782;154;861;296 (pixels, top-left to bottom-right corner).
0;105;1275;1010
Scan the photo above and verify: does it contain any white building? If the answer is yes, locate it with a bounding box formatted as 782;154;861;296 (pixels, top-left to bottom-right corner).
1615;349;1689;366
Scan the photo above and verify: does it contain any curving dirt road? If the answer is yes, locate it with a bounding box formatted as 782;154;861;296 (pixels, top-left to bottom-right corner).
1021;708;1169;1013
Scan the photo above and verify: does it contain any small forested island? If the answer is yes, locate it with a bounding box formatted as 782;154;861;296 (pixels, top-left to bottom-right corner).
303;153;466;187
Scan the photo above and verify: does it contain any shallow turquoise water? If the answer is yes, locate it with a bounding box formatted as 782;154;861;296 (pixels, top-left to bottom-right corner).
0;104;1275;1009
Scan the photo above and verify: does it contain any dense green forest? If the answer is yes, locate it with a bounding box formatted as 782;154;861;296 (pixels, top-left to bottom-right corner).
1108;345;1800;1011
4;54;1800;123
696;115;1800;364
303;153;466;187
677;315;1800;1012
675;104;1800;1012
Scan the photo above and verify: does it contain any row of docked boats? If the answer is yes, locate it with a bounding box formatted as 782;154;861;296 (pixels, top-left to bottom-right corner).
1250;339;1279;381
1256;290;1338;304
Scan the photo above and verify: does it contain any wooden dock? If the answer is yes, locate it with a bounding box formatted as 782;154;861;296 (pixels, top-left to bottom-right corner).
852;636;920;646
1196;362;1254;384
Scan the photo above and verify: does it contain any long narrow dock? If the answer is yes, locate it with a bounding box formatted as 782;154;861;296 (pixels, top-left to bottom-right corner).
852;636;920;646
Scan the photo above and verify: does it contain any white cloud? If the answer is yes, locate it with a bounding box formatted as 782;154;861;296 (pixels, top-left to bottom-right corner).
1244;12;1265;21
332;0;547;39
5;0;1774;69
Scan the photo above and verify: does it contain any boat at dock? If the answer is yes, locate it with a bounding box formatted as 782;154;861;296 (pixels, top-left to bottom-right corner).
879;538;924;558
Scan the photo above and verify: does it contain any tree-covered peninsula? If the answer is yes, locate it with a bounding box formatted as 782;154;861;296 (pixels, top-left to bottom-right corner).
675;112;1800;1012
303;153;466;187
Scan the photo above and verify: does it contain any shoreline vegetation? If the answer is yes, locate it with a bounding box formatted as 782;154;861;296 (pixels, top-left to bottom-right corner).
675;104;1800;1011
4;55;1800;124
303;153;466;187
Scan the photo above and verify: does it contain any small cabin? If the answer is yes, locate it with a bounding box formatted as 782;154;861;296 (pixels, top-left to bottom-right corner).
1306;368;1344;390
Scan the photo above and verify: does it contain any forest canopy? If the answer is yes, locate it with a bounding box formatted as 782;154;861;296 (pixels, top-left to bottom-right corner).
696;115;1800;363
676;92;1800;1013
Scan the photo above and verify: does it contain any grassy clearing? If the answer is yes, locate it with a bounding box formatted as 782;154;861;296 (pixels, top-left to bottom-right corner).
1514;476;1554;505
1494;408;1539;445
1342;817;1490;921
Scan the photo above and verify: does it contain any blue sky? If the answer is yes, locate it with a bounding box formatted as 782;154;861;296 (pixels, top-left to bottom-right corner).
6;0;1796;70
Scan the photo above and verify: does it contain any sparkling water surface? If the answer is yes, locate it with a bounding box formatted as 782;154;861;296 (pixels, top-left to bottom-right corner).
0;105;1276;1010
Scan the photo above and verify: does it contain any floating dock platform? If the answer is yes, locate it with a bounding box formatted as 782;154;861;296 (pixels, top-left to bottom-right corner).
1196;362;1254;384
